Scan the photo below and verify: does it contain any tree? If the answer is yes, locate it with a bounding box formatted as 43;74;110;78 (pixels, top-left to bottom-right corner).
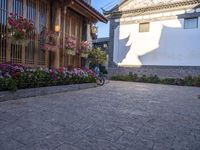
88;48;107;66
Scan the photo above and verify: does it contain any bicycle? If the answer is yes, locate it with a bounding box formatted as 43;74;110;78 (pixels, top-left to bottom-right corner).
96;73;105;86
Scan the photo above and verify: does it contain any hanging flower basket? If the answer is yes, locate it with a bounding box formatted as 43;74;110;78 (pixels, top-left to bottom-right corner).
79;41;90;58
7;13;35;45
65;36;76;55
39;28;59;52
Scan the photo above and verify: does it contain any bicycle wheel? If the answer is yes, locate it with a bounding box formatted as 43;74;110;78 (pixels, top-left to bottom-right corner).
97;77;105;86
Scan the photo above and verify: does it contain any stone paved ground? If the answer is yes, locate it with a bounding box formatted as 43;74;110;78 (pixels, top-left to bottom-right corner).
0;81;200;150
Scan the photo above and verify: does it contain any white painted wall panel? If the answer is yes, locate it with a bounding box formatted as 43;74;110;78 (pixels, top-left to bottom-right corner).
114;17;200;66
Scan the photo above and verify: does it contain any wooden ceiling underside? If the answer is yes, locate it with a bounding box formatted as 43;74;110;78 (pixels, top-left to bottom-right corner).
64;0;107;23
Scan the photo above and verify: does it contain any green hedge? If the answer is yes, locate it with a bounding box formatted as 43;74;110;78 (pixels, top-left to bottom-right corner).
110;73;200;87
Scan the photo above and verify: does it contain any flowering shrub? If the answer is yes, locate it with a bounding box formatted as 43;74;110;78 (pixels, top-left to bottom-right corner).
0;63;96;91
7;13;35;43
65;36;76;51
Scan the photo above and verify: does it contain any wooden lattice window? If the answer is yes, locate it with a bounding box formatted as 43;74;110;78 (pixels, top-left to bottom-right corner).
70;12;83;51
0;0;7;63
11;44;22;63
11;0;23;64
25;42;35;64
38;0;48;66
64;10;83;67
25;0;36;64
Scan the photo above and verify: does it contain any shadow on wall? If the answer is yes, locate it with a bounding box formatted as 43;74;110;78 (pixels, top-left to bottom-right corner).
117;13;200;66
117;34;132;63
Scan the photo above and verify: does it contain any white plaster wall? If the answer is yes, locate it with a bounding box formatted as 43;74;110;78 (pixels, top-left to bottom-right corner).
113;17;200;66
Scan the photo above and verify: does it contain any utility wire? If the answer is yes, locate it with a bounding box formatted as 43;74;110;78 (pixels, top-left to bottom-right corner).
101;0;120;11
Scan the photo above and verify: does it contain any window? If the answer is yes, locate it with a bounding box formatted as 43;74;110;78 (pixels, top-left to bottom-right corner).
12;0;23;16
139;22;150;32
184;17;198;29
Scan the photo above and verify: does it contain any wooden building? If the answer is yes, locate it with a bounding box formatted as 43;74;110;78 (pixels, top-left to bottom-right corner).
0;0;107;68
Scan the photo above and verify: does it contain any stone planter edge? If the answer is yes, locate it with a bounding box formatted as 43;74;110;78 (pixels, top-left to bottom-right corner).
0;83;97;102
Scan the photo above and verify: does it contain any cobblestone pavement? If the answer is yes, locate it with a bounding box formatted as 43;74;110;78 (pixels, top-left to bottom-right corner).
0;81;200;150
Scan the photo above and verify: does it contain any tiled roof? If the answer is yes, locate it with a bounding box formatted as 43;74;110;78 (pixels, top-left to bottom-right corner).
105;0;200;16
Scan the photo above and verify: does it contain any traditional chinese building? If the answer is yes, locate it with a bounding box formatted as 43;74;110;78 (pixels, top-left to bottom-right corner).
105;0;200;78
0;0;107;68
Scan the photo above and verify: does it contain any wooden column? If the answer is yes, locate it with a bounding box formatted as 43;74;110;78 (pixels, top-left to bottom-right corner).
61;6;67;67
54;3;61;68
21;0;27;64
45;1;50;67
34;0;40;66
6;0;12;63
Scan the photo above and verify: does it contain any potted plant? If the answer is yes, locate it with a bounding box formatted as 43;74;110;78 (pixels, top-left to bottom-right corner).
7;13;35;45
79;41;90;58
64;36;76;55
39;28;59;52
88;48;107;66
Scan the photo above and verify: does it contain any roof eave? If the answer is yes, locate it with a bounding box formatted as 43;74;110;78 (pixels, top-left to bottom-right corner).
73;0;108;23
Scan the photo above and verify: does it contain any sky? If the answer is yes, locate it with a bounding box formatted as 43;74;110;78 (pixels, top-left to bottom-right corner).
92;0;120;38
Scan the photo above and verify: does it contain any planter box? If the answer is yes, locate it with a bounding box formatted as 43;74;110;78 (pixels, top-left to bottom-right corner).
0;83;97;102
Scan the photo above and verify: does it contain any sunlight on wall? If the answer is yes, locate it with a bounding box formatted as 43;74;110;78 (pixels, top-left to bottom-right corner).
114;18;200;66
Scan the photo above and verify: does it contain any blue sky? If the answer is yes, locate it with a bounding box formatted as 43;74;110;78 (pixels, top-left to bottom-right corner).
92;0;120;38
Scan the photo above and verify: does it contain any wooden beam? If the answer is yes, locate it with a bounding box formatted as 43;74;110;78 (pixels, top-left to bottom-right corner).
6;0;12;63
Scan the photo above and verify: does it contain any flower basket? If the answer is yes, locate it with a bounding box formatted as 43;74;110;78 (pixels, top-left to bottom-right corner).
39;28;59;52
65;49;76;55
7;13;35;45
65;36;76;55
79;41;90;58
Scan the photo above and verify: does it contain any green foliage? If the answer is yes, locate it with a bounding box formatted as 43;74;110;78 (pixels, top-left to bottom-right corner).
88;48;107;65
193;76;200;87
110;74;200;87
0;70;96;92
99;65;108;74
15;71;54;89
0;78;17;91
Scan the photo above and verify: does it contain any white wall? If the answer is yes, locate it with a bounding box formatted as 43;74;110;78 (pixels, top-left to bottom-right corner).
113;17;200;66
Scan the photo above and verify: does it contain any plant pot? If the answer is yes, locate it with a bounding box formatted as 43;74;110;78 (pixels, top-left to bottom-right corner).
11;38;29;46
65;49;76;55
81;53;88;58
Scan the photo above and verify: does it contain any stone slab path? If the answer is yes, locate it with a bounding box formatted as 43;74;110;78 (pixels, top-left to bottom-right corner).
0;81;200;150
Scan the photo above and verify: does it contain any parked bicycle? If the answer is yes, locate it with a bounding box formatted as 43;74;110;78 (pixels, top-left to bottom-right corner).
96;72;105;86
92;65;105;86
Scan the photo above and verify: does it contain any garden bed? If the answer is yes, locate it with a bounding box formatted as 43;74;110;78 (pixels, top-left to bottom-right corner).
0;63;97;90
110;73;200;87
0;83;97;102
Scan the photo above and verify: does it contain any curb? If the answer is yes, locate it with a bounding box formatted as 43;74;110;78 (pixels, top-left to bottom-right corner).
0;83;97;102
